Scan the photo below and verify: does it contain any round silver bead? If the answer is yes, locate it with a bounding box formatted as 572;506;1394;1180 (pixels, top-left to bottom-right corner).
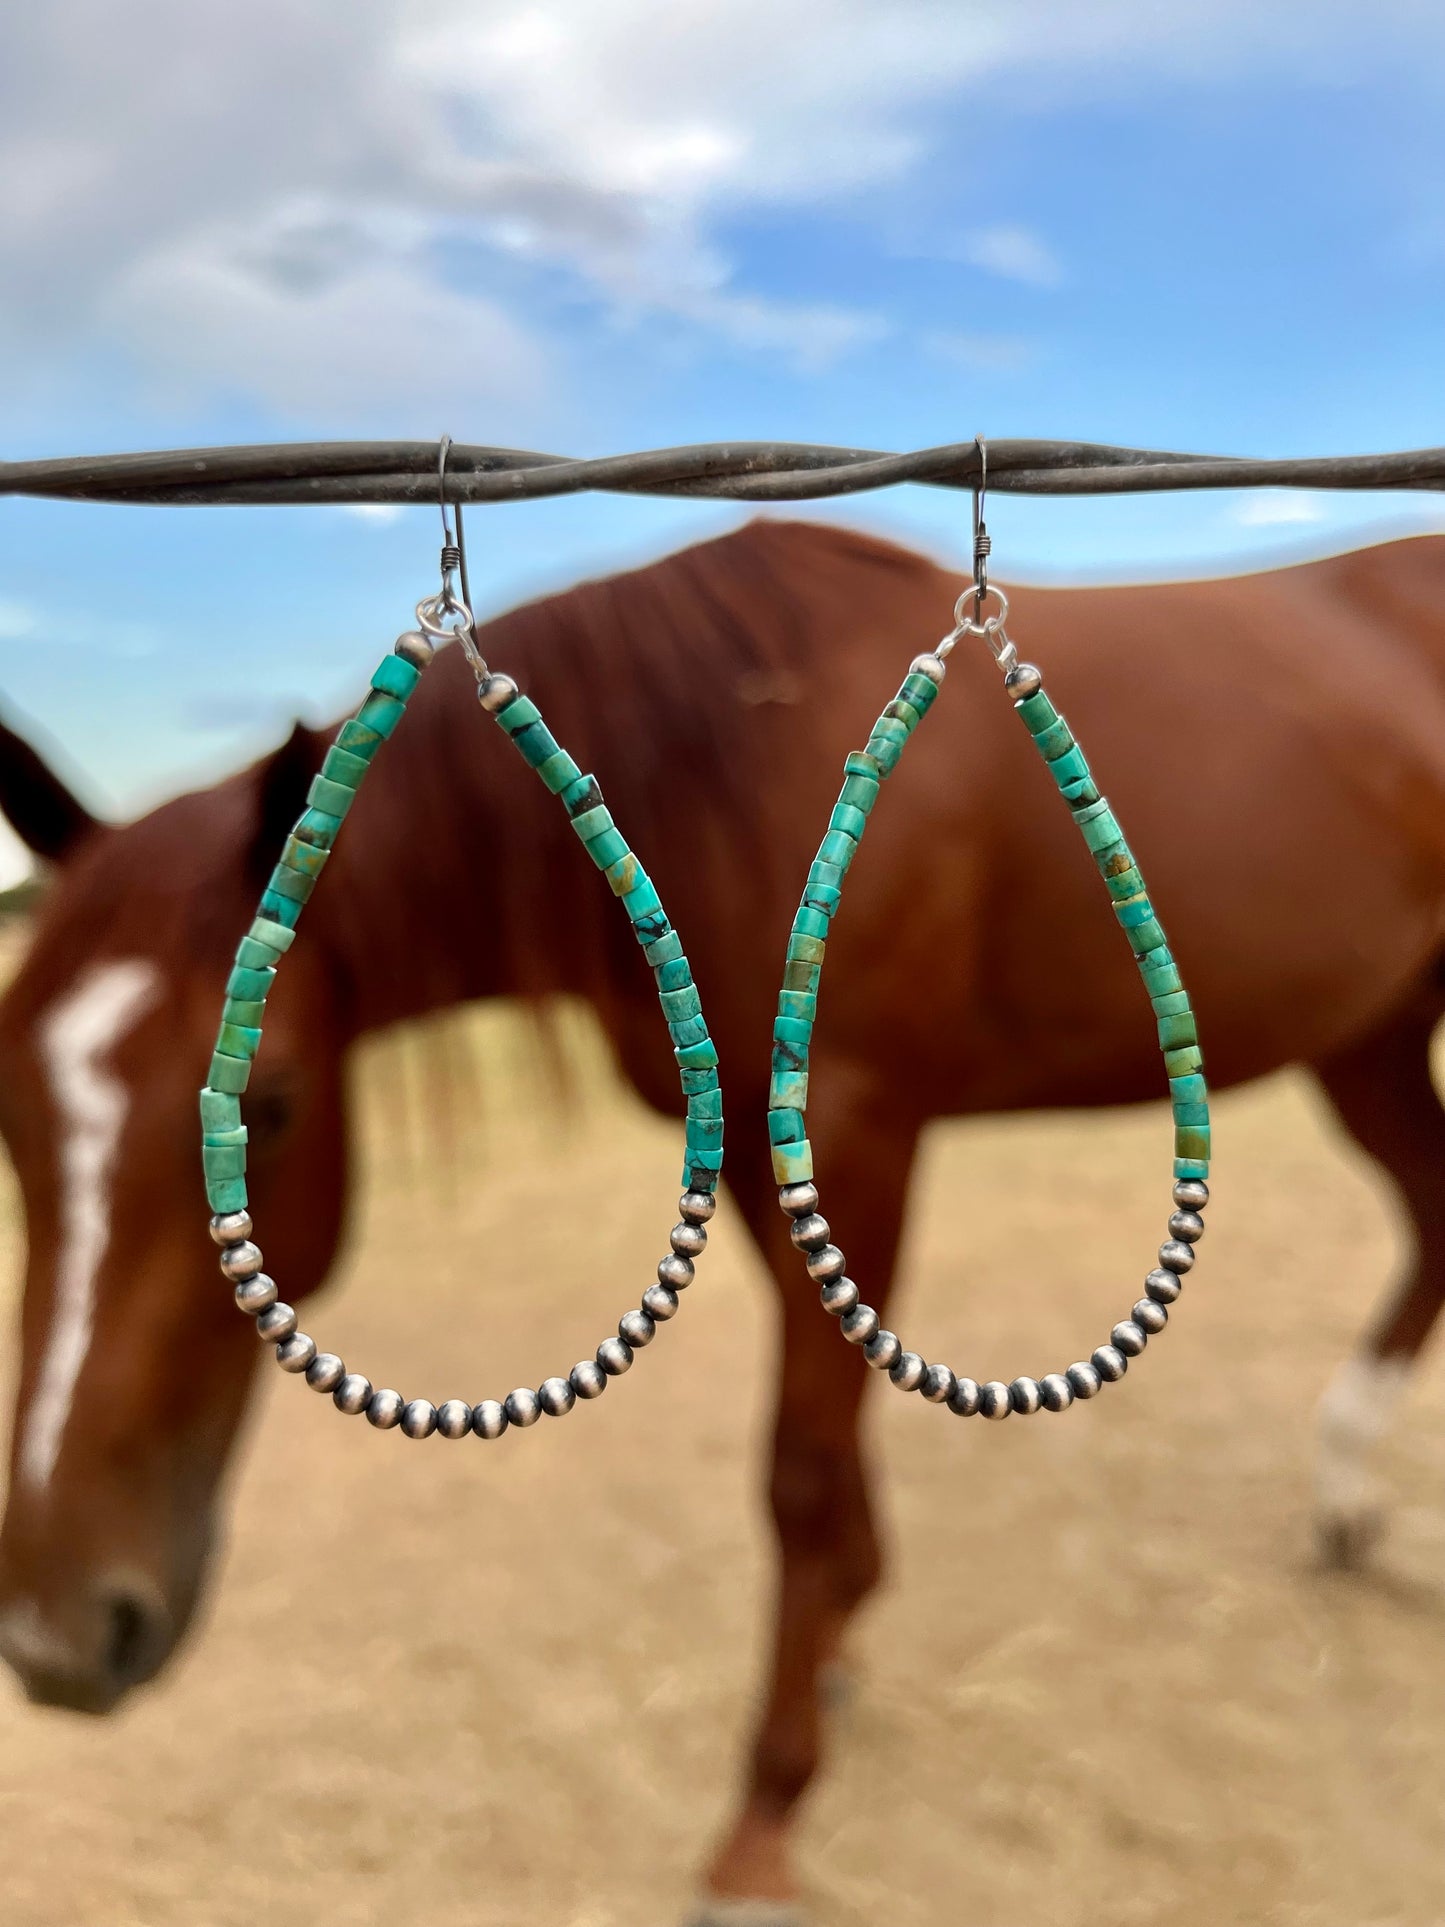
921;1362;957;1404
1144;1267;1182;1305
597;1336;634;1376
1168;1209;1205;1244
256;1301;297;1343
948;1375;981;1416
864;1330;902;1372
789;1213;831;1252
472;1398;509;1438
979;1380;1012;1420
1134;1298;1168;1335
234;1272;277;1315
393;630;435;669
219;1239;263;1282
680;1190;717;1224
504;1387;541;1428
778;1182;819;1218
819;1276;859;1317
1004;662;1043;701
537;1376;576;1418
657;1253;694;1291
1067;1361;1102;1400
366;1388;404;1429
840;1305;880;1347
1092;1344;1128;1382
670;1221;707;1259
1009;1376;1043;1415
306;1352;346;1394
436;1398;474;1438
478;673;519;714
401;1399;437;1439
619;1308;656;1349
641;1283;679;1322
908;652;947;684
1039;1372;1075;1413
805;1244;847;1284
1159;1239;1195;1274
1111;1321;1147;1357
333;1373;373;1416
276;1333;317;1374
209;1210;252;1248
569;1361;607;1401
889;1350;927;1392
1173;1178;1209;1212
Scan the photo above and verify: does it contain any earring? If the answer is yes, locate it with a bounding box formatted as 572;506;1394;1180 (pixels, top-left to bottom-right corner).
199;466;722;1443
768;460;1209;1422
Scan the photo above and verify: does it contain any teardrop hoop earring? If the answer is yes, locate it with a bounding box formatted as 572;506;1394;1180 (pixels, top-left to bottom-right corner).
199;448;723;1443
768;445;1210;1421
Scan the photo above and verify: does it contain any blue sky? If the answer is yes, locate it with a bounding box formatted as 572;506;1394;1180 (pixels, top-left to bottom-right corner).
1;2;1443;882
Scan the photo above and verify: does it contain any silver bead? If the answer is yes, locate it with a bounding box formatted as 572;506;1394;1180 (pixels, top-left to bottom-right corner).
276;1334;317;1374
840;1305;879;1346
619;1308;656;1349
505;1387;541;1428
1144;1267;1182;1305
948;1375;981;1416
306;1352;346;1394
366;1388;404;1429
670;1221;707;1259
1111;1321;1147;1357
1067;1361;1102;1400
979;1381;1012;1420
472;1398;508;1438
1010;1376;1042;1415
789;1213;830;1252
777;1182;818;1218
401;1399;437;1439
209;1210;252;1247
657;1253;694;1291
234;1272;277;1315
333;1373;373;1415
642;1283;679;1321
256;1301;297;1343
1004;662;1043;701
1159;1239;1195;1273
436;1398;473;1438
478;673;519;713
1039;1372;1074;1413
1134;1298;1168;1335
537;1376;576;1418
219;1239;263;1282
921;1362;956;1404
569;1361;606;1401
680;1190;717;1224
1168;1209;1205;1244
393;630;435;668
597;1337;633;1376
908;652;947;684
1173;1178;1209;1212
865;1330;902;1372
819;1276;859;1317
1092;1344;1128;1382
805;1244;847;1283
889;1350;927;1392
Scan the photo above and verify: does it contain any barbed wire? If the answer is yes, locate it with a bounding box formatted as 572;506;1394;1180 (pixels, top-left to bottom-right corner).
3;438;1445;508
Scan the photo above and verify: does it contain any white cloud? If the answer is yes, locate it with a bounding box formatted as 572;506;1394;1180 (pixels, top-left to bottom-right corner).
1233;492;1328;527
924;329;1035;373
959;225;1064;288
0;601;38;640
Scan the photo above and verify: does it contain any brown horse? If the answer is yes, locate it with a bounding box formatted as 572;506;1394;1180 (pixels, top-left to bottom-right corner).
1;518;1444;1915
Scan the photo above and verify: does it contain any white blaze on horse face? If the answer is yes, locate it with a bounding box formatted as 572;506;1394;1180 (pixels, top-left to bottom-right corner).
1314;1351;1411;1526
23;960;161;1491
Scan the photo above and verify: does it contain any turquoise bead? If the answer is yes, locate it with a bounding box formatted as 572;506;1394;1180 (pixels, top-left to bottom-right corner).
669;1014;709;1049
768;1107;805;1145
307;774;355;819
643;930;683;967
900;672;939;712
538;751;583;794
321;745;368;790
228;963;275;1002
783;959;820;995
770;1070;808;1111
679;1065;720;1094
688;1088;723;1121
294;807;342;848
778;989;817;1024
839;773;880;815
1164;1044;1203;1077
223;998;264;1027
1105;866;1145;901
250;915;295;955
1063;777;1101;807
1173;1099;1210;1128
561;774;603;816
660;985;702;1024
216;1021;261;1059
1114;896;1155;929
885;697;922;732
586;827;629;871
655;957;693;992
808;859;844;893
865;733;904;774
1048;745;1091;788
1130;918;1168;953
199;1088;241;1133
203;1123;248;1150
772;1040;808;1075
787;932;826;965
357;691;404;738
774;1015;811;1046
819;828;857;869
259;890;303;929
370;654;420;700
202;1142;247;1181
336;719;383;759
687;1116;724;1150
234;936;277;971
281;835;328;878
267;864;314;905
512;721;562;769
495;695;541;735
623;876;663;927
205;1173;248;1214
1174;1156;1211;1181
793;907;830;940
870;716;909;748
675;1038;719;1070
802;879;841;918
771;1139;814;1184
1141;960;1183;999
570;805;614;843
1095;841;1133;879
632;905;668;946
1030;716;1074;761
686;1146;724;1181
829;802;867;841
208;1051;250;1095
844;750;885;781
605;852;642;895
1015;691;1058;732
1170;1071;1208;1106
1175;1120;1210;1161
1159;1012;1199;1051
1152;990;1191;1017
1078;806;1124;853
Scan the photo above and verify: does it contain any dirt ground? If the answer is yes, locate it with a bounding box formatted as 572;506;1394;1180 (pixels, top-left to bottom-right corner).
1;999;1443;1927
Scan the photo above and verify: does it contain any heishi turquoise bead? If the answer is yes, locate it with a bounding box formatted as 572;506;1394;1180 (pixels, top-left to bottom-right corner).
321;745;368;790
370;654;420;700
623;876;663;927
250;915;295;955
228;963;275;1002
771;1139;814;1184
203;1123;248;1150
259;890;303;929
865;733;904;775
839;773;880;814
281;834;328;878
774;1015;811;1047
1173;1099;1210;1129
1114;897;1156;929
1152;990;1191;1017
655;957;693;992
1105;866;1145;901
687;1089;723;1121
768;1107;806;1145
223;998;266;1027
809;859;844;892
845;750;885;781
306;774;355;819
234;935;278;971
659;985;702;1024
884;697;922;732
773;1041;807;1075
1095;844;1133;879
669;1014;709;1049
1170;1072;1208;1107
819;829;857;869
1015;690;1058;732
870;716;909;749
336;719;384;759
1130;919;1168;953
787;932;826;965
687;1116;724;1149
1078;806;1124;853
632;906;669;946
1048;745;1091;788
770;1070;808;1111
686;1147;724;1185
208;1051;250;1096
538;751;583;794
561;774;603;816
586;827;629;871
570;805;614;844
205;1174;248;1214
900;672;939;712
199;1088;242;1133
202;1142;247;1182
1030;716;1074;761
783;960;821;996
793;907;830;940
605;852;642;896
216;1022;261;1060
679;1066;720;1094
267;864;314;905
830;802;867;841
1175;1122;1210;1162
494;695;541;736
1174;1156;1211;1181
1062;776;1101;806
1159;1012;1198;1051
644;930;684;967
1141;960;1184;999
779;990;818;1024
1164;1045;1203;1077
511;722;562;769
802;879;841;917
675;1038;719;1070
294;807;342;848
356;691;405;738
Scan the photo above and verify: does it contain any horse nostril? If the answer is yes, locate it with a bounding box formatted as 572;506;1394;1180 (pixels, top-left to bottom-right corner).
100;1587;168;1691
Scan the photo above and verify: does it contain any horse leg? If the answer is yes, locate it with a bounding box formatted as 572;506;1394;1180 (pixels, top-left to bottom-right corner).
695;1076;918;1921
1312;987;1445;1566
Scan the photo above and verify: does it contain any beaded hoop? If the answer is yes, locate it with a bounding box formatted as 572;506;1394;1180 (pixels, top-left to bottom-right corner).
199;607;724;1441
768;584;1211;1420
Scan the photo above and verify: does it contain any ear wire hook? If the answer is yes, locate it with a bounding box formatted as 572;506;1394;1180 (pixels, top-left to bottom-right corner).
436;435;474;620
416;437;488;679
971;433;990;621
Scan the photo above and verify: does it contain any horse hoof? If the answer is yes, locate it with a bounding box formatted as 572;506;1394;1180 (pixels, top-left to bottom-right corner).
1316;1505;1386;1571
683;1899;807;1927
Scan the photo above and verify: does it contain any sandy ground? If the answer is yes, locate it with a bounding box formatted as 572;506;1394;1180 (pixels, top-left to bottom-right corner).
0;997;1443;1927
